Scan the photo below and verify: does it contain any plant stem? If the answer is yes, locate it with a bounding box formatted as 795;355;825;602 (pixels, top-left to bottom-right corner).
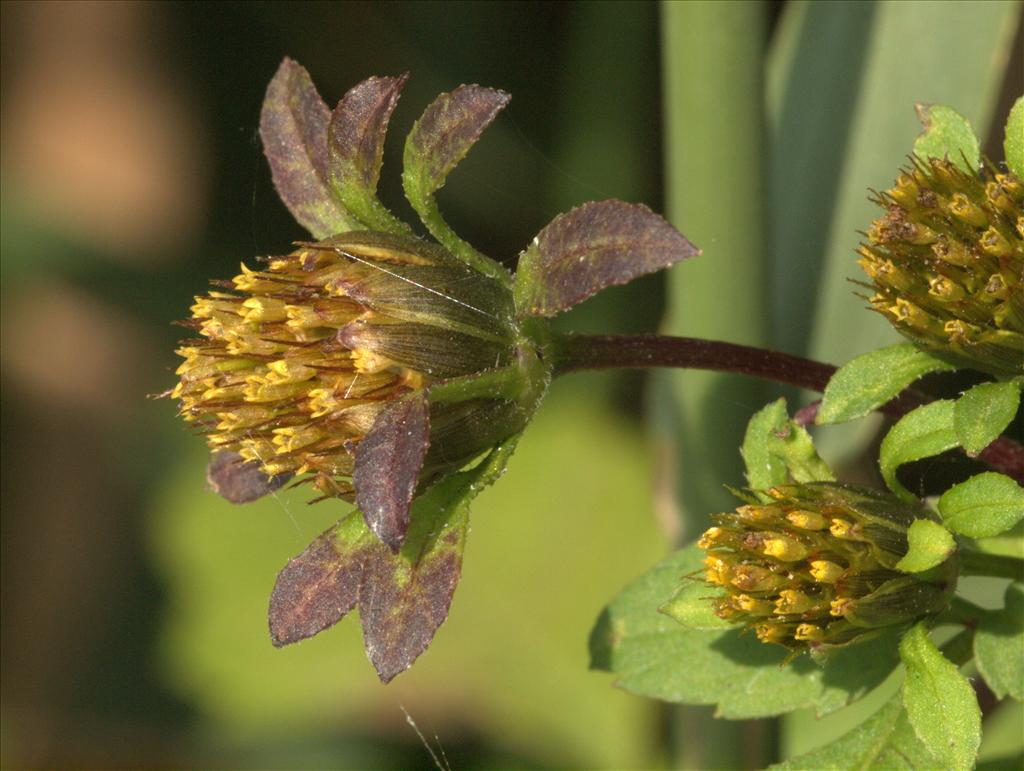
960;550;1024;581
551;332;1024;484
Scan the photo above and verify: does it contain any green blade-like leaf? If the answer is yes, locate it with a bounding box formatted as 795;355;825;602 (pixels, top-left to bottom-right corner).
895;520;956;573
974;582;1024;700
402;84;511;283
1005;96;1024;179
770;691;938;771
512;200;698;317
590;545;898;719
953;379;1022;457
879;400;958;500
939;472;1024;538
326;74;412;236
913;103;981;172
259;58;362;238
900;622;981;771
817;343;954;425
659;570;730;632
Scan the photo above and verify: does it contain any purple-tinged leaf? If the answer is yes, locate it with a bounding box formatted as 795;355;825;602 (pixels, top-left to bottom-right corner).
354;391;430;552
260;58;362;238
402;85;511;282
327;74;411;235
513;200;700;317
206;451;291;504
268;511;374;647
358;472;472;683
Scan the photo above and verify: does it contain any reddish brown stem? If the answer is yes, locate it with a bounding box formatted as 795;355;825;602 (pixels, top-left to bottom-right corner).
552;333;1023;483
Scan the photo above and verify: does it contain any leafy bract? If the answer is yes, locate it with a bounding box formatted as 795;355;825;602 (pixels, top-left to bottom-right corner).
513;200;699;317
900;622;981;771
741;398;834;498
205;450;291;504
327;74;411;235
770;692;938;771
269;436;520;682
895;520;956;573
913;103;980;172
402;84;511;282
938;472;1024;538
817;344;953;425
953;380;1022;457
880;400;958;500
974;582;1024;700
1005;96;1024;179
589;545;899;719
260;58;361;238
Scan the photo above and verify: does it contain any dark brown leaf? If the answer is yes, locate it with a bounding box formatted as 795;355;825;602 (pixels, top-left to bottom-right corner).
260;58;360;238
404;84;510;198
268;512;374;647
206;451;291;504
513;200;700;317
353;391;430;552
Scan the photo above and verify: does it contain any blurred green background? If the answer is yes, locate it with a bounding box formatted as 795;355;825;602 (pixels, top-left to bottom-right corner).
1;1;1020;769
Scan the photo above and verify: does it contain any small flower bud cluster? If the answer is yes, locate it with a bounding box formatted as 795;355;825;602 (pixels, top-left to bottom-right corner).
172;232;518;500
698;483;954;652
859;158;1023;377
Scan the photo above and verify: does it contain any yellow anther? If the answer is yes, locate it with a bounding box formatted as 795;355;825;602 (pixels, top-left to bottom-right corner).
754;622;790;644
761;535;808;562
774;589;817;615
809;560;845;584
730;565;786;593
830;597;853;617
829;518;859;540
785;510;828;530
733;594;774;616
794;623;826;641
242;296;288;322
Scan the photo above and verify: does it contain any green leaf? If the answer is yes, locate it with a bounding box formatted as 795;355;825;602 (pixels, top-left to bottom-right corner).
900;622;981;771
895;520;956;573
939;472;1024;538
913;104;981;172
817;344;954;425
879;400;957;500
402;84;511;283
259;58;363;238
1005;96;1024;179
590;545;899;718
974;583;1024;700
512;200;699;317
953;380;1022;456
326;74;412;236
741;399;834;498
659;571;730;631
770;691;938;771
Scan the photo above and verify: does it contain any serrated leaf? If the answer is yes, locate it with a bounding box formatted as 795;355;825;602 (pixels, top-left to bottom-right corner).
913;103;981;172
954;380;1022;457
974;582;1024;700
205;450;291;504
354;391;430;552
900;622;981;771
770;691;938;771
402;84;510;282
817;344;953;425
268;510;373;647
269;436;520;682
590;545;898;718
742;399;834;498
895;520;956;573
512;200;699;317
260;58;362;238
1005;96;1024;179
939;472;1024;538
880;400;958;500
327;74;412;235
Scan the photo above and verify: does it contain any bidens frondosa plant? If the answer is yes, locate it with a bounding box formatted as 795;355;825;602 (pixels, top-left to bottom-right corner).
699;483;955;654
591;101;1024;771
168;59;698;682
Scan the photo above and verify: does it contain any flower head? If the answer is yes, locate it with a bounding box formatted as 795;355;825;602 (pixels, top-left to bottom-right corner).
698;483;956;653
858;158;1023;377
173;231;522;502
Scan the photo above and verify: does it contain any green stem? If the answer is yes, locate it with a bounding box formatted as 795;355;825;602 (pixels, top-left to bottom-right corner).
959;549;1024;581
